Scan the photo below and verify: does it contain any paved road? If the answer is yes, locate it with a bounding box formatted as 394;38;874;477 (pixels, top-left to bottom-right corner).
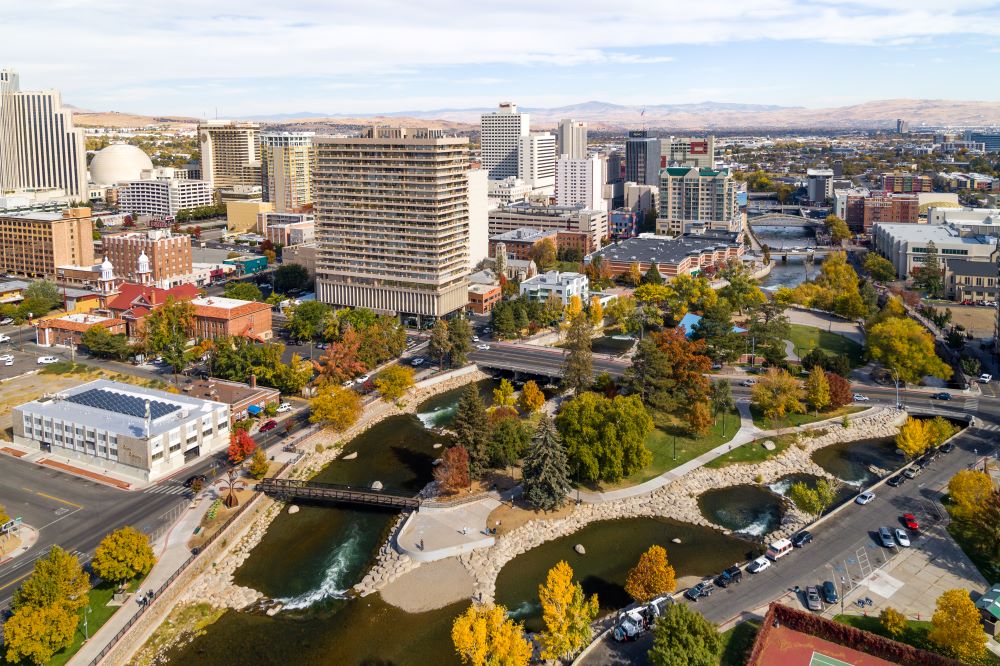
470;341;629;379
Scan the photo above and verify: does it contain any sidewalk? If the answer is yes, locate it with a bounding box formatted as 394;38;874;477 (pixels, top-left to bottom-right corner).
0;440;139;490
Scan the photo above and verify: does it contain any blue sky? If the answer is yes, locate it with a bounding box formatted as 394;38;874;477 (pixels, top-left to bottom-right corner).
4;1;1000;117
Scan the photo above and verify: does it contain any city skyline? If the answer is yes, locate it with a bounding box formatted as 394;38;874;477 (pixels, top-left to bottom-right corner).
3;1;1000;117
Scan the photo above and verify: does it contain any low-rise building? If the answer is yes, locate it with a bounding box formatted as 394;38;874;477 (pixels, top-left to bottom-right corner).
0;280;28;304
467;283;502;315
105;282;201;338
191;296;273;341
35;312;126;347
102;229;193;287
181;376;280;423
487;177;532;205
926;207;1000;236
488;202;607;254
223;255;268;275
519;271;588;305
227;200;274;233
259;212;315;247
488;228;558;261
585;231;744;280
872;222;1000;278
878;172;933;193
13;379;231;482
281;243;317;279
946;259;1000;302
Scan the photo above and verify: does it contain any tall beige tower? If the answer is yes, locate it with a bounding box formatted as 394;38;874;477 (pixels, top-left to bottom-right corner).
197;120;261;190
314;127;470;320
260;131;314;213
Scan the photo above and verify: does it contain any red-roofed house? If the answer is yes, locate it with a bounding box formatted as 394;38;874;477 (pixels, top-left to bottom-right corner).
191;296;273;341
105;283;201;338
36;313;127;348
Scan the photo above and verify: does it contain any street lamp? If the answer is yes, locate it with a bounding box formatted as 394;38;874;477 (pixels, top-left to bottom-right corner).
840;576;846;616
889;368;901;409
83;606;92;641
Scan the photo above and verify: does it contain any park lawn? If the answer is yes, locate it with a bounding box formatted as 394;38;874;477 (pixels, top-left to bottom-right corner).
705;433;796;469
787;323;865;367
586;406;740;490
750;403;865;431
719;620;760;666
42;578;143;666
834;615;1000;666
946;507;1000;584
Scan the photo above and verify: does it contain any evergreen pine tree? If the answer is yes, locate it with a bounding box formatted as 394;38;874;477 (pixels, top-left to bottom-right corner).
522;416;572;511
562;313;592;394
452;383;491;478
643;263;664;285
625;337;675;411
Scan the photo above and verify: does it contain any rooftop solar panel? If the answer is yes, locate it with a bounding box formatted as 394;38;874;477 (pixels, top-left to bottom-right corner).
64;388;180;419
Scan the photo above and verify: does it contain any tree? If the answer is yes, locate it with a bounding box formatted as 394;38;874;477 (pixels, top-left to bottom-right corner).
556;393;653;482
969;489;1000;562
451;604;531;666
948;470;994;520
91;526;156;584
913;241;944;297
824;214;851;243
562;313;593;394
249;446;269;480
429;319;452;369
691;301;742;363
374;364;415;402
493;378;516;409
489;416;529;473
805;365;831;415
538;560;599;661
750;368;805;427
926;416;957;447
686;401;712;437
448;316;473;366
273;354;315;396
564;294;584;321
309;385;362;432
3;602;80;666
273;263;310;294
647;604;723;666
224;281;263;302
518;380;545;414
719;264;767;314
709;380;735;424
928;589;987;663
864;253;896;282
588;295;604;326
788;479;837;515
641;328;711;411
625;545;676;603
228;429;257;464
23;280;61;312
453;384;491;478
13;546;90;616
627;262;643;287
522;416;572;511
826;372;852;408
867;317;952;384
143;297;195;371
435;445;471;494
643;263;664;285
314;326;366;383
879;607;907;638
625;338;674;411
81;325;130;360
896;417;930;459
286;301;332;342
529;237;557;270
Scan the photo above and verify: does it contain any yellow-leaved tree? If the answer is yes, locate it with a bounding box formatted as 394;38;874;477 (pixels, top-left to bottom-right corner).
493;378;516;409
309;385;362;432
804;365;830;415
92;526;156;584
538;560;599;661
625;545;677;603
948;470;994;520
895;417;929;459
374;364;415;403
879;607;907;638
928;589;987;663
589;296;604;326
517;380;545;414
750;368;805;428
451;604;531;666
565;294;583;321
2;602;80;665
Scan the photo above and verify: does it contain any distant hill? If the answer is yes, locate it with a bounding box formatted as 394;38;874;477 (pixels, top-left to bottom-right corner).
72;110;199;128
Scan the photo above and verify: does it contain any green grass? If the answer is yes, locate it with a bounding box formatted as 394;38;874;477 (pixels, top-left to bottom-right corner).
719;620;760;666
834;614;1000;666
787;323;865;367
705;432;799;469
40;360;94;375
750;403;865;431
945;506;1000;584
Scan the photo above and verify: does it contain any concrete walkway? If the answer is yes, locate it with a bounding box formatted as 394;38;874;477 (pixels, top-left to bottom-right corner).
786;306;866;345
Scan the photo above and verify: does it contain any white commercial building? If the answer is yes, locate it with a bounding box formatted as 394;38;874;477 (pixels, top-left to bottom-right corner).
198;120;261;190
556;119;588;160
13;379;231;483
480;102;529;180
519;271;589;306
926;207;1000;236
872;222;1000;278
487;177;532;205
260;131;315;213
556;155;606;211
518;132;556;194
118;176;214;218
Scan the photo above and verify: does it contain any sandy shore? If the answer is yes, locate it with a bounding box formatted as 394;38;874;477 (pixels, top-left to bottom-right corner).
379;557;474;612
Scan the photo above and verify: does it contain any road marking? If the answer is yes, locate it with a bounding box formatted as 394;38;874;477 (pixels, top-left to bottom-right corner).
0;570;31;592
32;491;83;509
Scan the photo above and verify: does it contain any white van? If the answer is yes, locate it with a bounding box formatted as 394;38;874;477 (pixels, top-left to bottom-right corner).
765;538;793;561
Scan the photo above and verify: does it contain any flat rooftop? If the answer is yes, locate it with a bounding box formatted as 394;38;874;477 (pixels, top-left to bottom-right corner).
191;296;261;310
490;228;555;242
874;222;997;245
589;233;740;266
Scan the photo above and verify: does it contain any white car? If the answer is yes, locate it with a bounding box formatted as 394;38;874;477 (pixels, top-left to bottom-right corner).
276;402;292;413
341;380;354;388
472;336;480;342
3;359;11;367
0;354;13;362
747;557;771;574
0;318;13;326
741;378;758;387
894;528;911;547
355;374;370;385
979;373;993;383
855;491;876;505
852;394;869;402
411;357;425;366
37;356;59;365
476;344;490;350
0;334;10;343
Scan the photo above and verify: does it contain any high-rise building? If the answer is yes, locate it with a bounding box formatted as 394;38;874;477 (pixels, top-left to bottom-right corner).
0;69;87;199
806;168;834;204
198;121;261;190
118;171;214;218
625;130;661;186
314;127;470;320
260;131;314;213
0;208;94;278
103;229;193;287
656;167;743;236
556;155;605;211
518;133;556;193
663;136;715;168
556;119;588;160
896;119;909;134
480;102;529;180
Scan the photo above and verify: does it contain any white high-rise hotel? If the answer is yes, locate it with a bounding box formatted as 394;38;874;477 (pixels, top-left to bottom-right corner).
518;133;556;194
556;156;606;212
557;119;588;160
0;69;87;198
480;102;529;180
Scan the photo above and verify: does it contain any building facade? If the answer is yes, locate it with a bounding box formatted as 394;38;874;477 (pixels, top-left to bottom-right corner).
281;243;317;278
879;172;933;193
556;119;588;160
467;283;502;315
609;209;640;239
586;232;744;280
191;296;273;341
806;168;834;204
556;155;605;211
625;131;660;186
663;136;715;168
488;228;558;261
946;259;1000;302
198;120;261;190
873;222;999;278
103;229;193;287
862;192;919;231
518;132;556;193
260;131;315;213
519;271;589;305
0;208;94;278
480;102;529;180
488;202;608;253
656;167;743;236
35;312;126;348
118;176;214;218
314;127;470;320
259;211;315;247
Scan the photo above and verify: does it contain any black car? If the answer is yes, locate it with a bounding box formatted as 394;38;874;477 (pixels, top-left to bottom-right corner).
714;565;744;588
887;475;905;487
822;580;838;604
940;441;955;453
684;581;714;601
791;531;813;548
932;392;952;400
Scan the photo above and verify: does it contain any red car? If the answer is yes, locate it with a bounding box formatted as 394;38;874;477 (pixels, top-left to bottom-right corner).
902;513;920;531
258;419;278;433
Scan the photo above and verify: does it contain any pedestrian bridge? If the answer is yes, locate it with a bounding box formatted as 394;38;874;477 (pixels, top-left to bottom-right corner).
749;214;821;228
256;478;421;509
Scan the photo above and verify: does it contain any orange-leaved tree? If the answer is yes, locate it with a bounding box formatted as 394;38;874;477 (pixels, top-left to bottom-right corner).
228;429;257;464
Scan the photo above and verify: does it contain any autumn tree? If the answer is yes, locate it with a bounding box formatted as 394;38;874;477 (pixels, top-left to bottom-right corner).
879;607;907;638
895;417;929;459
530;237;557;270
948;470;994;520
628;328;711;412
751;368;805;427
451;604;531;666
492;378;516;409
143;297;196;372
627;262;643;286
248;446;269;480
556;393;653;483
13;546;90;615
309;384;362;432
374;364;415;403
969;489;1000;562
805;365;831;415
625;545;677;603
926;416;957;447
522;416;572;511
314;326;366;383
826;372;852;408
588;295;604;326
435;445;471;494
562;313;593;395
825;214;851;243
91;526;156;584
928;589;987;663
788;479;838;515
864;253;896;282
648;604;723;666
227;429;257;464
517;380;545;414
429;319;452;369
868;317;952;384
453;383;491;478
686;401;712;437
538;560;599;661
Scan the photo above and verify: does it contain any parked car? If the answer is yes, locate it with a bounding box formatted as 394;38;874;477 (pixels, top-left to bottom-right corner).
472;336;480;342
0;354;13;362
765;538;794;561
805;586;823;611
684;581;714;601
411;357;425;366
276;402;292;413
355;374;371;384
747;557;771;574
931;392;952;400
856;491;876;505
979;374;993;383
822;580;839;604
887;475;905;487
791;531;813;548
902;513;920;531
741;378;758;387
0;334;10;343
476;344;490;350
902;467;919;479
3;359;11;366
940;441;955;453
894;528;911;547
315;342;328;350
258;419;278;433
877;526;896;548
852;393;869;402
0;318;13;326
714;565;744;588
37;356;59;365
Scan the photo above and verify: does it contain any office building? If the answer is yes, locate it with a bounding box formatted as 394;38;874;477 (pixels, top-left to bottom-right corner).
0;208;93;278
518;132;556;193
625;182;659;216
556;155;605;211
519;271;589;306
314;127;470;320
480;102;529;180
0;69;88;198
863;192;919;231
833;187;869;230
806;168;834;204
896;118;909;134
118;176;214;219
227;200;274;233
488;202;607;254
965;130;1000;152
879;172;933;193
183;377;280;425
556;119;588;159
873;222;999;278
198;120;261;190
258;211;315;247
663;136;715;168
467;282;502;315
191;296;273;341
625;131;660;185
656;167;743;236
586;231;744;281
609;209;640;239
467;168;489;269
487;177;532;205
103;229;193;287
260;131;315;213
13;379;231;482
281;243;317;279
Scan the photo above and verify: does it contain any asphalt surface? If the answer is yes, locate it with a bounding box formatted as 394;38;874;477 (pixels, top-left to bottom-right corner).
469;341;629;378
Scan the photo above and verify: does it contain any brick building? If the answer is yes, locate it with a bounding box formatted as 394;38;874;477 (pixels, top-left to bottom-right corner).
105;283;201;338
879;172;933;193
35;313;126;348
182;376;280;423
586;232;744;280
488;228;558;261
191;296;273;341
467;283;502;315
102;229;193;287
863;192;919;231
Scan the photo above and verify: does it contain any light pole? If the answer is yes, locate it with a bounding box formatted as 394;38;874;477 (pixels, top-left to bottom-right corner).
840;576;846;616
890;368;901;409
83;606;92;641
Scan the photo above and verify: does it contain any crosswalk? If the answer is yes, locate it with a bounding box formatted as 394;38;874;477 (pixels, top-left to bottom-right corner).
963;398;979;412
978;423;1000;433
143;483;190;496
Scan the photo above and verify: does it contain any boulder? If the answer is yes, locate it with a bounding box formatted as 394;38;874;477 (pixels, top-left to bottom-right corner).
371;481;384;491
762;440;776;451
574;544;586;555
287;505;299;514
342;452;358;460
671;537;682;544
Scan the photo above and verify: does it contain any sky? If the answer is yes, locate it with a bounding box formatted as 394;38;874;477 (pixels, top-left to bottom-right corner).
3;0;1000;117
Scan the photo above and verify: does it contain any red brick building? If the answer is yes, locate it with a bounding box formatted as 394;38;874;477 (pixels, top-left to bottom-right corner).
105;283;201;338
863;193;919;231
36;313;127;348
467;283;502;314
191;297;273;341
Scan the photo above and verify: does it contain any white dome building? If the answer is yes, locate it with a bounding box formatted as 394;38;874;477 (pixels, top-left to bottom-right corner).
89;144;154;186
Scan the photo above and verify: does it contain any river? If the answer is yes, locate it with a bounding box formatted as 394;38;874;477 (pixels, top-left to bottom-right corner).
754;226;823;292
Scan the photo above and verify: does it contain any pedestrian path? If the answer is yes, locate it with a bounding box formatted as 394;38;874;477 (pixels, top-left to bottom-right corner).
142;483;191;496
